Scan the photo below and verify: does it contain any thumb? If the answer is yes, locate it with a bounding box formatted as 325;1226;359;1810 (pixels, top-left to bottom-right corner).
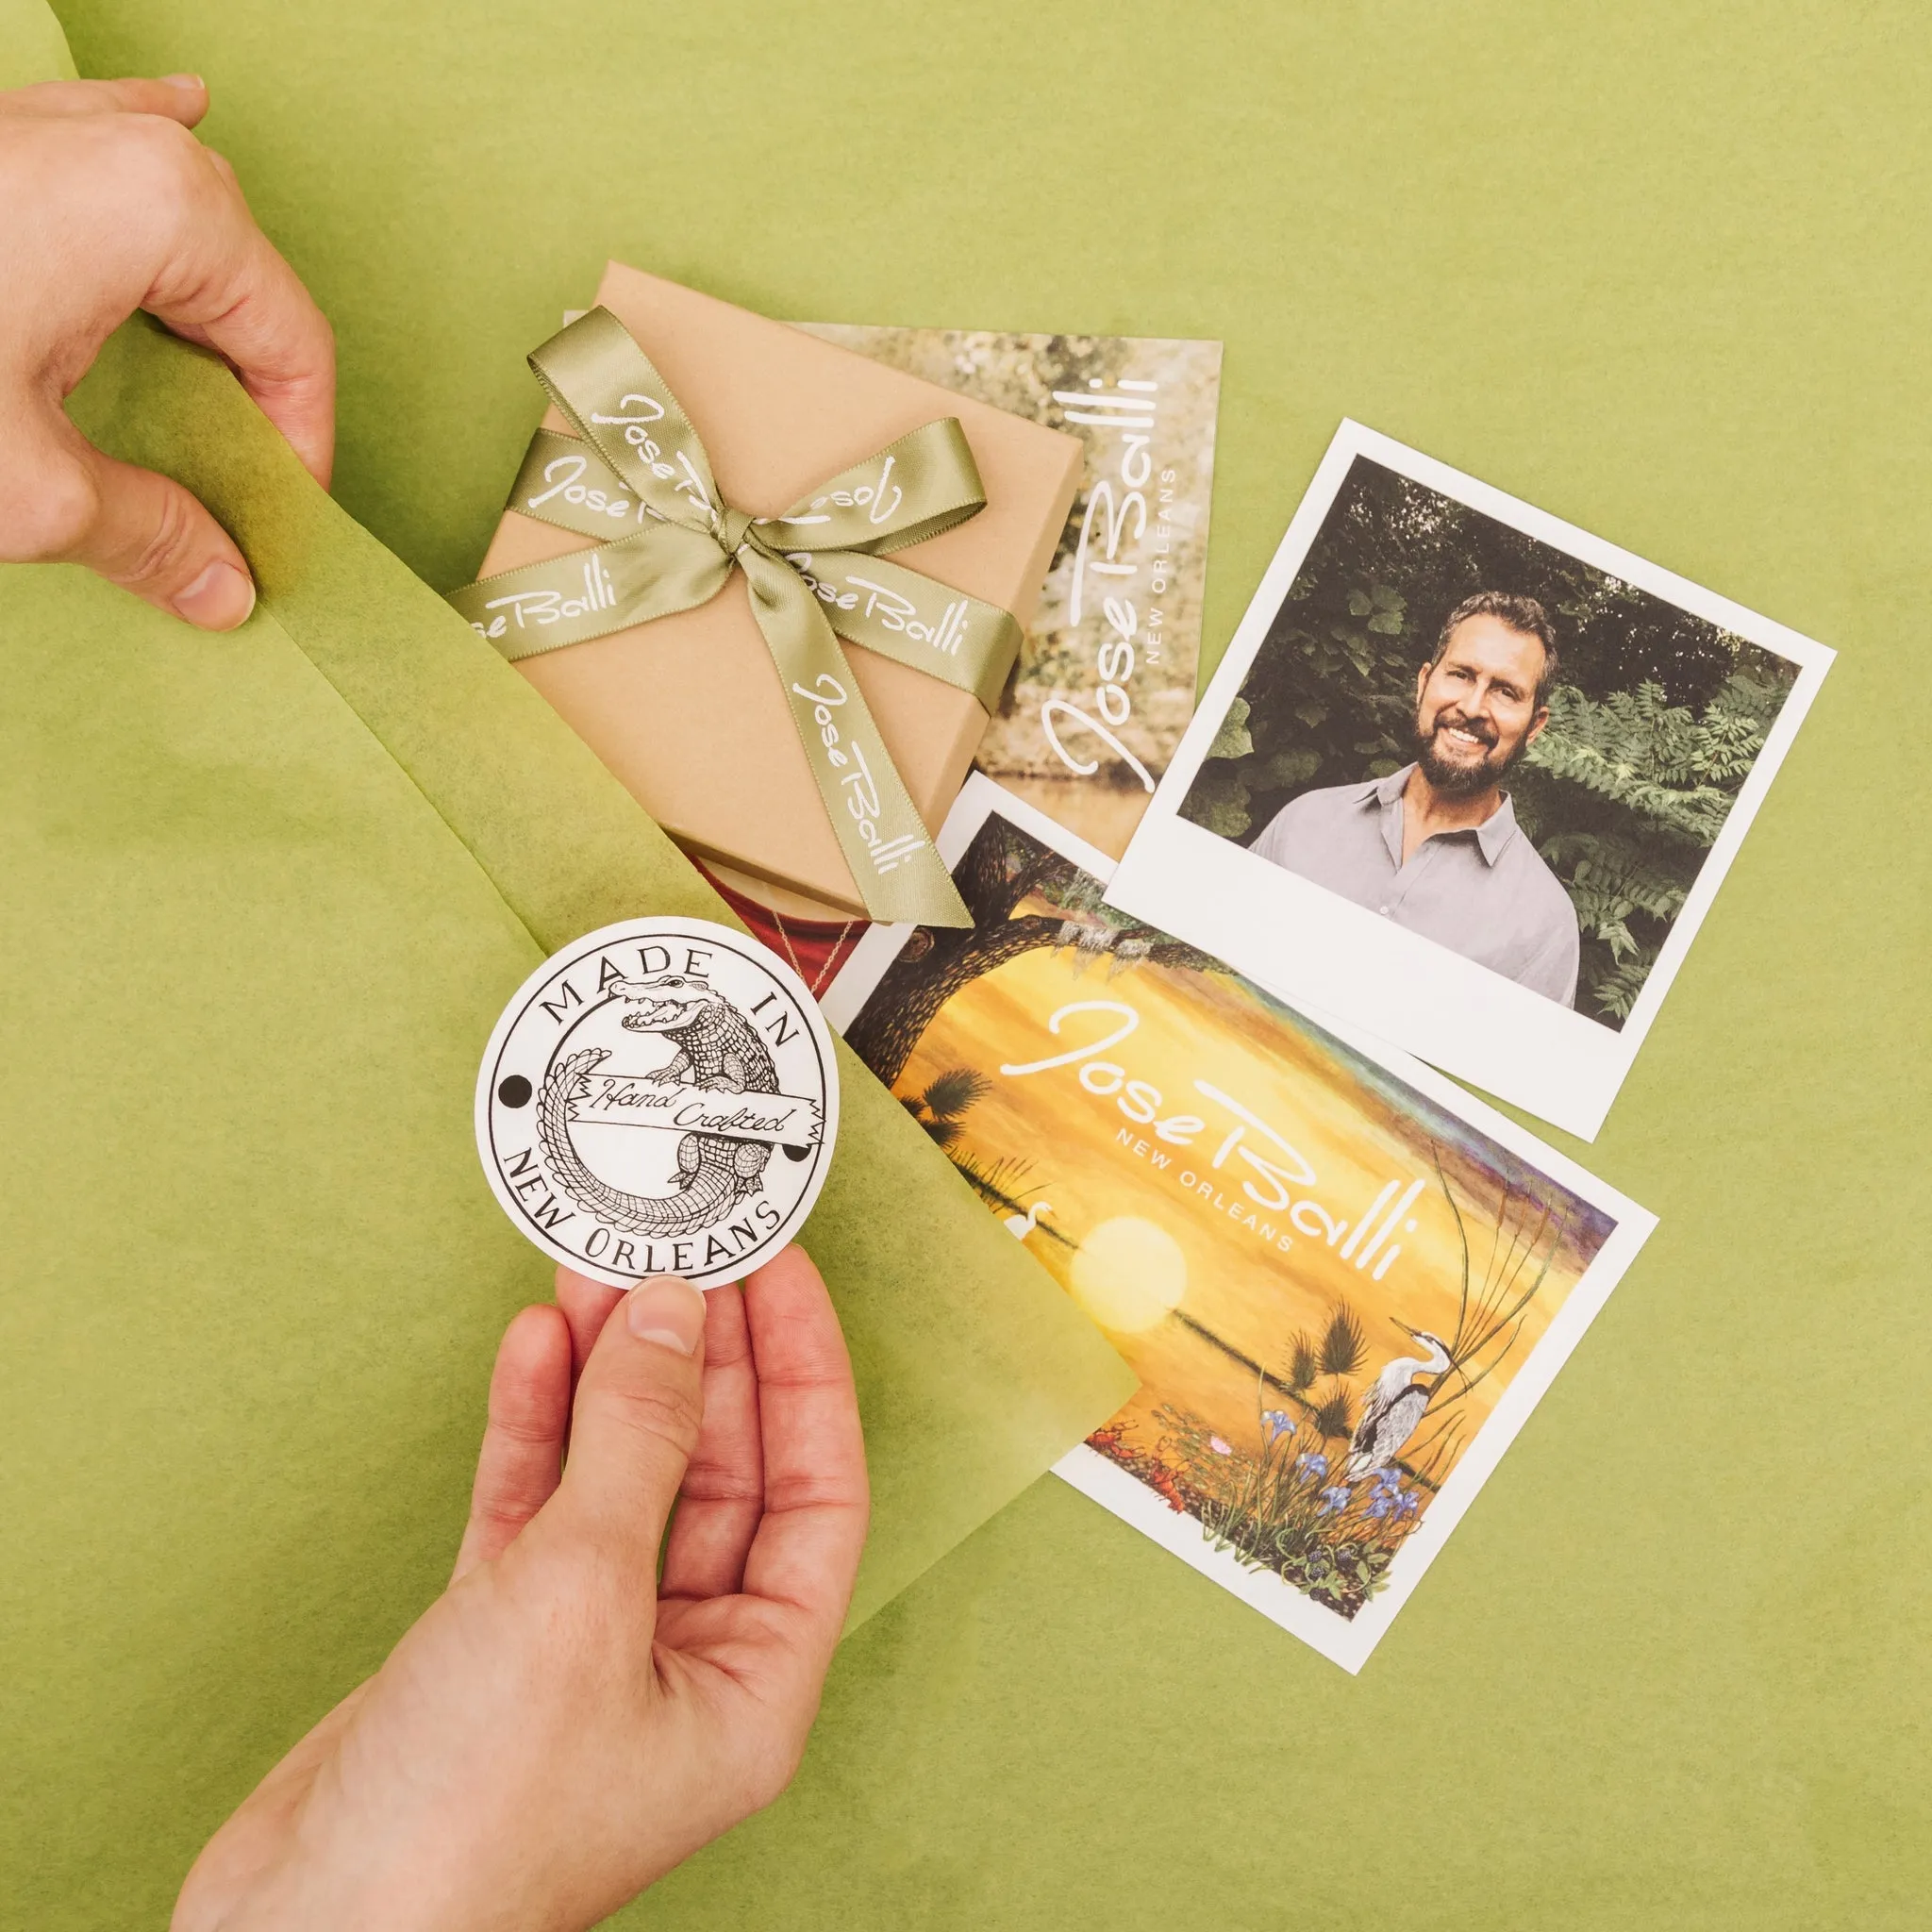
8;415;256;630
556;1275;709;1569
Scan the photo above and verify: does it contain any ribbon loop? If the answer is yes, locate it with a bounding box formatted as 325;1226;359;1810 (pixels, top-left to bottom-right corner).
446;307;1024;927
761;420;991;556
528;307;718;532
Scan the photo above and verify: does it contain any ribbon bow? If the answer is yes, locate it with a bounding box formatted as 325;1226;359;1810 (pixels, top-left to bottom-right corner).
448;308;1028;926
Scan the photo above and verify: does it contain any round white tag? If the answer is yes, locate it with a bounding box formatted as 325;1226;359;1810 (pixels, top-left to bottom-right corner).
475;917;840;1289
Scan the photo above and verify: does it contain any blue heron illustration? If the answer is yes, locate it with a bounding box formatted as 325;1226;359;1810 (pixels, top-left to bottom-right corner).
1341;1323;1454;1484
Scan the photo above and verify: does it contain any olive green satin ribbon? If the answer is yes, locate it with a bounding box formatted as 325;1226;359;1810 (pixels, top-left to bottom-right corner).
447;307;1026;925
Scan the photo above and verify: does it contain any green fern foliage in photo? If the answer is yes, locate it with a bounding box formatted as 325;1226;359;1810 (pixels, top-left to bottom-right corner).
1181;458;1797;1028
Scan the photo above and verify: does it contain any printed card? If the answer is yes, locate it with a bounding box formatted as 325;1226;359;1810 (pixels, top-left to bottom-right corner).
477;919;839;1289
795;323;1222;856
824;776;1655;1672
1104;422;1834;1139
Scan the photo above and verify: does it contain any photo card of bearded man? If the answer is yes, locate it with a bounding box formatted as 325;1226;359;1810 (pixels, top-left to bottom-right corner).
824;775;1656;1672
1104;421;1834;1141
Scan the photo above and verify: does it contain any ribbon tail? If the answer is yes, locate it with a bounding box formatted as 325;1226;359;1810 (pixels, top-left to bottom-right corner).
737;548;972;928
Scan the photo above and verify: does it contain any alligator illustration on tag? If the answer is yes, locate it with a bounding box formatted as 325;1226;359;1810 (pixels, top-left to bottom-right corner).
476;919;840;1289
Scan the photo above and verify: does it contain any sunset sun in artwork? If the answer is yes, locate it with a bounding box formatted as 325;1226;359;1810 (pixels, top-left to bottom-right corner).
1070;1215;1189;1332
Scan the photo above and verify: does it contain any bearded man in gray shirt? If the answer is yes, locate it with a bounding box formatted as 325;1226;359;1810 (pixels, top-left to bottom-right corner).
1249;591;1581;1006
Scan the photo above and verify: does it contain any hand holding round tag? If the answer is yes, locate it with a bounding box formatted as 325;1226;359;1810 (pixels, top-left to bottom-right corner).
476;918;840;1288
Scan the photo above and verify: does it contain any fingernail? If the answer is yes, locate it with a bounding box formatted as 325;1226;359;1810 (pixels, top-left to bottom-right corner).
160;74;204;93
172;560;256;630
625;1277;706;1354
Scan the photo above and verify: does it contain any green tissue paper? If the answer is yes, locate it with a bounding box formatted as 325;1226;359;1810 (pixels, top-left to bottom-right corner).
0;24;1132;1912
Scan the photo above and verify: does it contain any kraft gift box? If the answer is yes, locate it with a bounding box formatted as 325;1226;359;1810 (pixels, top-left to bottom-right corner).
475;261;1085;916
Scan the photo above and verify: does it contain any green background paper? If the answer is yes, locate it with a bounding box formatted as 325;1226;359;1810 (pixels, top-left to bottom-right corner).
0;11;1135;1923
9;0;1931;1924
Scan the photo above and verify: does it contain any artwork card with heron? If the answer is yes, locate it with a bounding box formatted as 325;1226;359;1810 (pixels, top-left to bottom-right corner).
826;778;1657;1671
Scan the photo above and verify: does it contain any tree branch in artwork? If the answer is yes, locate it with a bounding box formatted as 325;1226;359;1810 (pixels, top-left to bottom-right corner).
842;815;1216;1086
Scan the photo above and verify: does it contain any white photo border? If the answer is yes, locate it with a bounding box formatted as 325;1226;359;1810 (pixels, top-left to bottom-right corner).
1101;421;1836;1141
825;774;1657;1673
